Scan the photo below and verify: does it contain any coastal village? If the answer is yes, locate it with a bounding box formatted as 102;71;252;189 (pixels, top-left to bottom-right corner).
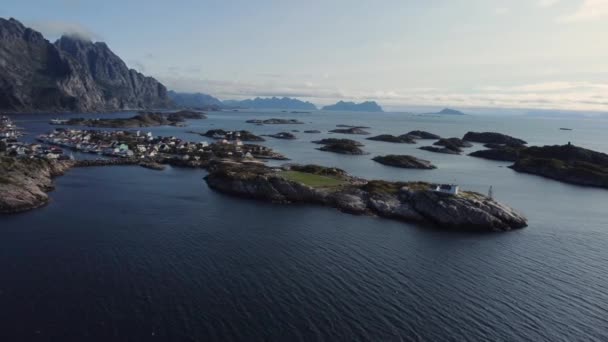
2;115;287;166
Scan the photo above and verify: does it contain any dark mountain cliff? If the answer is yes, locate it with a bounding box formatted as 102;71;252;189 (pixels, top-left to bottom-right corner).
0;18;170;112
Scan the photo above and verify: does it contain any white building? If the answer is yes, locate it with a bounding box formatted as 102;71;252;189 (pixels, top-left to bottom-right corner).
434;184;459;195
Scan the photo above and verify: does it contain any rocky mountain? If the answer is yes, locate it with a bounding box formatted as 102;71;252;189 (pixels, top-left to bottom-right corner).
223;97;317;110
0;17;170;112
322;101;384;112
168;90;223;110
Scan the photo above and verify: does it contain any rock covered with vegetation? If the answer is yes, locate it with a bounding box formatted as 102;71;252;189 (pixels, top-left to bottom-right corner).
372;155;436;169
204;162;528;231
329;127;371;135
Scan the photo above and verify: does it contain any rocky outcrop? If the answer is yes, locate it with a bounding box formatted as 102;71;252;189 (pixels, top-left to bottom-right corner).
329;127;371;135
204;162;527;231
0;18;170;112
406;131;441;140
510;144;608;188
246;118;304;125
0;157;74;213
314;138;367;155
463;132;527;146
372;155;436;169
434;138;473;149
367;134;415;144
420;146;461;155
469;147;522;162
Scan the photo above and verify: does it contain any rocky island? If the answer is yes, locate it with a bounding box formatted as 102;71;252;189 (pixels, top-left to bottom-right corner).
463;132;527;146
62;111;206;128
246;118;304;125
367;134;416;144
420;138;472;155
372;155;436;169
313;138;367;155
329;127;371;135
406;131;442;140
425;108;466;116
470;142;608;188
204;162;527;231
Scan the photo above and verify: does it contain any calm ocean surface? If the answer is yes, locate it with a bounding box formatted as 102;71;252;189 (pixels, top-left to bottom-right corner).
1;110;608;341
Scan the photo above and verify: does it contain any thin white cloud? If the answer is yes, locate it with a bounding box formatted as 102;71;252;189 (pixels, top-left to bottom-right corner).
27;20;100;41
558;0;608;22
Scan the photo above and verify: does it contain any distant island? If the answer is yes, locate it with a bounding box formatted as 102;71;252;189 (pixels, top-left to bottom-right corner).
223;97;317;110
168;91;223;111
425;108;466;116
59;111;206;128
322;101;384;112
0;18;170;112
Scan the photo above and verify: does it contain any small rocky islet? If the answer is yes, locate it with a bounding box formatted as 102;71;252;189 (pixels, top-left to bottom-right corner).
372;155;436;169
367;134;416;144
312;138;367;155
204;162;527;232
372;154;437;170
329;127;371;135
420;138;473;155
407;131;441;140
246;118;304;125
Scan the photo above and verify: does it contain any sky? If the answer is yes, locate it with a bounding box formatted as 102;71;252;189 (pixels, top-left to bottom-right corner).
2;0;608;112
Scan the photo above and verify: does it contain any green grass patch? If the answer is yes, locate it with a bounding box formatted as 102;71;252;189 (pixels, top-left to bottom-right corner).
279;171;346;188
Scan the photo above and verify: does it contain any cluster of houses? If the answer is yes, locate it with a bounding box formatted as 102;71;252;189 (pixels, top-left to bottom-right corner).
0;116;22;140
35;128;271;161
0;116;63;159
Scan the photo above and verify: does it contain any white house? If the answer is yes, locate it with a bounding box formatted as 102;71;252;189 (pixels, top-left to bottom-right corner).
434;184;459;195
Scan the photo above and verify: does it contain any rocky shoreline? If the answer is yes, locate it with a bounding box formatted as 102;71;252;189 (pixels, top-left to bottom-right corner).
0;157;74;214
204;162;528;232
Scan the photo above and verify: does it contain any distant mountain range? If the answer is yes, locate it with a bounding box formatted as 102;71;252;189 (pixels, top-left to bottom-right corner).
222;97;317;110
0;17;170;112
322;101;384;112
168;91;223;110
425;108;466;115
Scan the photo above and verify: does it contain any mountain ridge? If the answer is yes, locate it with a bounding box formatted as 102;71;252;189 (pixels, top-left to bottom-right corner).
223;97;317;110
322;101;384;112
0;17;170;112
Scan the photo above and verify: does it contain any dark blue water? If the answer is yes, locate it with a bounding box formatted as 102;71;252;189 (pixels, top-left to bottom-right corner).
1;111;608;341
